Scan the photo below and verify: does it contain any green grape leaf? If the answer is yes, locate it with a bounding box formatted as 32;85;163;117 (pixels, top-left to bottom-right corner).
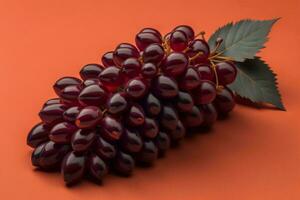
208;19;279;62
228;57;285;110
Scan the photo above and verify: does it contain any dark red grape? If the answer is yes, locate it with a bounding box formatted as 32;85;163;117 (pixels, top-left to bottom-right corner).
80;64;104;80
31;142;46;167
141;63;158;79
88;153;108;181
140;28;162;39
113;152;135;176
179;66;201;91
160;105;178;130
43;98;61;108
60;85;81;105
75;106;103;129
117;43;139;52
161;52;188;77
27;123;50;148
136;140;158;164
196;64;215;82
142;118;159;138
170;30;188;51
142;43;165;64
176;91;194;112
39;103;67;125
98;66;123;92
215;62;237;85
199;104;218;126
82;79;101;87
155;132;170;155
94;136;116;160
143;93;161;116
122;57;141;80
101;116;123;141
113;47;139;66
194;81;217;104
61;151;86;185
107;92;128;115
169;120;186;141
182;106;203;127
71;129;96;152
174;25;194;41
49;122;77;144
153;75;178;98
125;78;148;99
135;32;162;51
127;104;145;126
78;84;108;106
121;128;143;153
53;77;82;97
214;87;235;114
63;106;81;122
101;51;115;67
186;39;210;64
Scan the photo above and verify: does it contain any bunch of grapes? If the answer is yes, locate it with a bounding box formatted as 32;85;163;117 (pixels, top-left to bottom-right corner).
27;25;237;185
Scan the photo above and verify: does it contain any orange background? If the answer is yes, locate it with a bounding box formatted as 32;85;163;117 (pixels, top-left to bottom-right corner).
0;0;300;199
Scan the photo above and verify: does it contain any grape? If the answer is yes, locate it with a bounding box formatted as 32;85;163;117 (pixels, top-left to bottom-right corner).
39;103;67;125
161;52;188;77
80;64;104;80
113;47;139;66
196;64;215;82
43;98;61;108
75;106;103;129
53;77;82;97
153;75;178;98
121;128;143;153
179;66;201;91
214;87;235;114
193;81;217;105
82;79;101;87
49;122;77;143
122;57;142;80
142;43;165;64
141;63;158;79
31;142;46;167
88;153;108;181
143;93;161;116
63;106;81;122
125;78;148;99
174;25;194;41
127;104;145;126
60;85;81;105
142;118;159;138
176;91;194;112
215;62;237;85
154;132;170;155
101;51;115;67
136;140;158;164
169;120;186;141
170;30;188;51
27;123;50;148
160;105;178;130
186;39;210;64
182;106;203;128
71;129;96;152
199;104;218;126
113;152;135;176
94;136;116;160
140;28;162;39
98;66;123;92
101;116;123;141
107;92;128;115
135;32;162;51
116;43;139;52
78;84;108;106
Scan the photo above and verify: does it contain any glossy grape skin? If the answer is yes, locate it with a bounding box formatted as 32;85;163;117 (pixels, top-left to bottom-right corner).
43;98;61;108
53;77;82;97
39;103;67;125
127;104;145;127
193;81;217;105
179;67;201;91
161;52;188;77
169;120;186;141
121;129;143;153
63;106;81;122
174;25;195;41
182;106;203;128
136;140;158;164
78;84;108;106
101;51;115;67
125;78;148;99
176;91;194;112
61;151;86;185
214;87;235;114
141;63;158;79
75;106;102;129
49;122;77;144
88;153;108;181
117;43;139;51
142;43;165;64
101;116;123;141
71;129;96;153
80;64;104;80
153;75;178;99
94;136;116;160
143;93;161;116
186;39;210;64
142;118;159;138
60;85;81;105
215;62;237;85
135;32;162;51
82;79;101;87
27;123;50;148
160;105;179;130
31;143;46;167
113;47;139;66
199;104;218;127
122;57;141;80
170;30;188;51
196;64;215;82
98;66;123;92
37;141;70;170
140;28;162;39
113;152;135;176
107;92;128;115
154;132;170;155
